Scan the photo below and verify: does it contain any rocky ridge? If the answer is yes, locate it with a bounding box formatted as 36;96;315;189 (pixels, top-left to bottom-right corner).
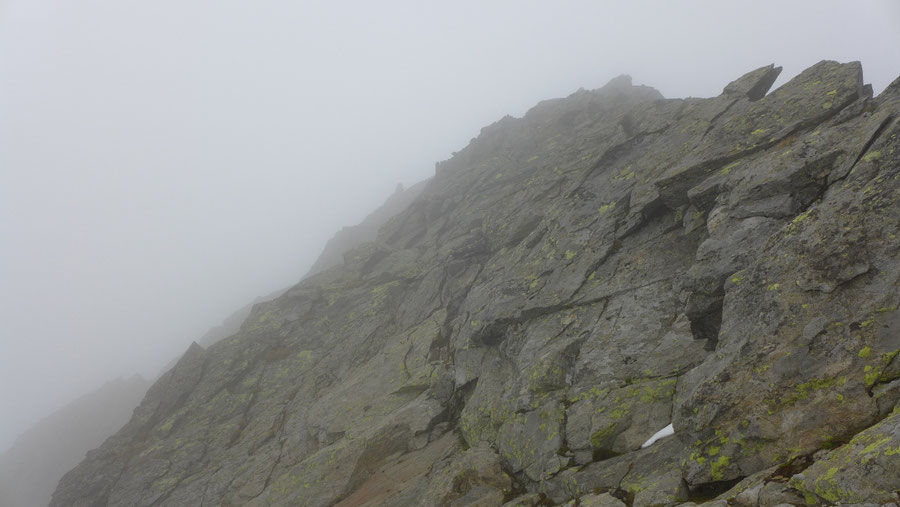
52;61;900;506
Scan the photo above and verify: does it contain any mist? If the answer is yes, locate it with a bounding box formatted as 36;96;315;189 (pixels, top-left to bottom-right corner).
1;0;898;451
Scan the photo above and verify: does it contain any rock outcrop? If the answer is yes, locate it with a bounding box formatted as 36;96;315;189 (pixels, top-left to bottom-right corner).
52;61;900;506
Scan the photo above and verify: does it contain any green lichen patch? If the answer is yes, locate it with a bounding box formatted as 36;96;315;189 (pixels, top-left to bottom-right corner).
597;202;616;214
584;378;677;453
247;308;283;333
765;376;847;415
710;455;730;480
614;166;636;180
790;408;900;504
862;349;900;387
862;150;882;163
720;160;741;175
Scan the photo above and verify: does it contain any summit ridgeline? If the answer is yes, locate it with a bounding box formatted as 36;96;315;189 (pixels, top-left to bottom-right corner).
53;61;900;506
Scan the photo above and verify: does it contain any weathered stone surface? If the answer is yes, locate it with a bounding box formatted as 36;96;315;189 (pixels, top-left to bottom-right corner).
500;492;543;507
578;492;628;507
542;437;688;505
50;62;900;506
789;408;900;504
675;101;900;485
712;464;809;506
722;64;783;101
331;433;509;507
566;377;677;456
657;60;864;209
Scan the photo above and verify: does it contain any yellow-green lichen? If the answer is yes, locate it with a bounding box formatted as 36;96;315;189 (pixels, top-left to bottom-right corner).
720;161;741;175
858;435;891;456
864;365;877;386
567;385;610;403
614;166;635;180
590;424;618;448
862;150;882;162
250;308;282;332
159;415;176;433
791;209;812;225
863;349;899;386
710;455;730;480
597;202;616;214
766;376;847;414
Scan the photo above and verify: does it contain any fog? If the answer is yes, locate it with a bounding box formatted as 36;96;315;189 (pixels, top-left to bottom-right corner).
1;1;898;451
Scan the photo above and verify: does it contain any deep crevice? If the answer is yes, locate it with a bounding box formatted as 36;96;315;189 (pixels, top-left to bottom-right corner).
501;474;531;504
847;114;894;173
770;453;814;482
686;476;744;502
612;462;636;506
446;380;478;434
690;301;724;351
478;320;509;346
699;98;740;140
591;448;622;462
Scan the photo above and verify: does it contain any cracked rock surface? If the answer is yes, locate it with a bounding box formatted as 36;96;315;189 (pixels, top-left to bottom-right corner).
52;61;900;506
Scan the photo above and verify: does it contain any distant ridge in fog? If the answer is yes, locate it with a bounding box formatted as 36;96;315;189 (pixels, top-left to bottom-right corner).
0;375;151;507
305;180;428;277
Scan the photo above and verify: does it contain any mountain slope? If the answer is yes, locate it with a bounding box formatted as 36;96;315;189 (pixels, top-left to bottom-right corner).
161;185;428;373
52;61;900;506
0;375;150;507
0;180;429;507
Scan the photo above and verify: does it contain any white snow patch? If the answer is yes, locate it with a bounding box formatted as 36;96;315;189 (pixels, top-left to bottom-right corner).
640;423;674;448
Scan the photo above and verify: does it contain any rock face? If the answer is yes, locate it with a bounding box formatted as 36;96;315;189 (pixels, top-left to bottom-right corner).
0;375;150;507
52;62;900;506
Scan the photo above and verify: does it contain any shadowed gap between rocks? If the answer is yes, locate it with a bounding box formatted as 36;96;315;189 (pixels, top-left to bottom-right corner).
685;476;744;503
689;301;724;351
845;114;895;176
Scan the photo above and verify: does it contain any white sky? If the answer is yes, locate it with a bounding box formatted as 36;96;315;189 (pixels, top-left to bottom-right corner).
1;0;898;450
